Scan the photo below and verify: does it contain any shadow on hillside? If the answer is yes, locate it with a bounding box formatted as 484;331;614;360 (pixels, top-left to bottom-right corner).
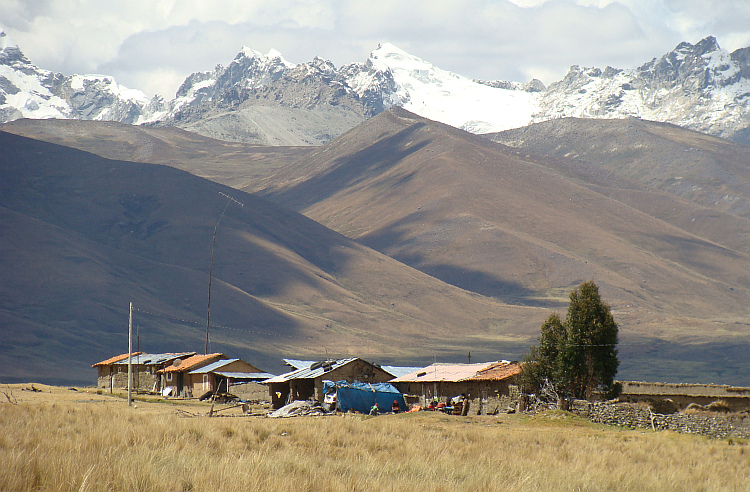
265;123;429;210
359;211;560;307
617;337;750;386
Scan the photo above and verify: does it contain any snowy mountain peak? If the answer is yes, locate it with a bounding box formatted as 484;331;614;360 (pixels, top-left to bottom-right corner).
237;46;294;68
0;30;32;67
369;42;450;81
2;35;750;145
361;42;537;133
0;30;16;50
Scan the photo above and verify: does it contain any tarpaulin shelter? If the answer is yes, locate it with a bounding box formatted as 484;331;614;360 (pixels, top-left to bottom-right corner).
323;380;406;413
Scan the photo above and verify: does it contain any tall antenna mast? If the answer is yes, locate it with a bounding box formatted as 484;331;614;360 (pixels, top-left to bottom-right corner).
206;192;244;354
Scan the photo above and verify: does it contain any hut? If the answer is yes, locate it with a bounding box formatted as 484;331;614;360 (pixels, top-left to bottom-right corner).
187;358;274;397
265;358;396;409
390;361;521;409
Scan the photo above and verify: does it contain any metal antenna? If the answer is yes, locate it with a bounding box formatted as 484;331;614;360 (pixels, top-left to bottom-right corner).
206;192;244;354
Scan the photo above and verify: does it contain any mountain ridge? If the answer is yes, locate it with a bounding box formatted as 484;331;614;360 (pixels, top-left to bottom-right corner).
2;30;750;145
0;128;544;384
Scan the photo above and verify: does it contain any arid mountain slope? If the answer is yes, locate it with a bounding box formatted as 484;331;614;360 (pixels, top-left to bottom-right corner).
485;117;750;219
0;131;542;384
0;119;313;189
257;109;750;349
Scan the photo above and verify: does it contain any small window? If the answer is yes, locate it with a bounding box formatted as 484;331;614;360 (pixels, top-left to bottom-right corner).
166;373;173;382
203;375;209;389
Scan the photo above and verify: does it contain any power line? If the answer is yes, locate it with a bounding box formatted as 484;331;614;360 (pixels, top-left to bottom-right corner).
132;307;294;339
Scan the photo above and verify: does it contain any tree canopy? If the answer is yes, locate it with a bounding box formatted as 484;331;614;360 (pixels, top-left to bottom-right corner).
521;281;619;400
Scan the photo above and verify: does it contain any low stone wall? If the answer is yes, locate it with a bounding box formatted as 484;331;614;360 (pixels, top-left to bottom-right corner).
619;381;750;412
569;400;750;439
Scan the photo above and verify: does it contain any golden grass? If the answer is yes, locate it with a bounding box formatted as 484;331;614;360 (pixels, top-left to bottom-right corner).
1;384;748;491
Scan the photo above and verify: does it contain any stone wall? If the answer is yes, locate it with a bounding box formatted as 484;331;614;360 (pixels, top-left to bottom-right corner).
569;400;750;439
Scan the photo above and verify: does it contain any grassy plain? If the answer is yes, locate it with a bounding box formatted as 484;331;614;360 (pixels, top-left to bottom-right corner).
1;383;748;491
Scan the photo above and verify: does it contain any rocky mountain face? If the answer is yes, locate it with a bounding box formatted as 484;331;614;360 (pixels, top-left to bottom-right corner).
0;31;153;125
537;37;750;144
2;30;750;144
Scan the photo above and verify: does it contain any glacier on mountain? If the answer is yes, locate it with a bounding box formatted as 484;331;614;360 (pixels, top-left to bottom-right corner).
350;43;539;134
0;30;151;124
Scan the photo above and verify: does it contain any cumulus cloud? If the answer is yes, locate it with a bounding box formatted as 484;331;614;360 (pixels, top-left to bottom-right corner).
1;0;749;98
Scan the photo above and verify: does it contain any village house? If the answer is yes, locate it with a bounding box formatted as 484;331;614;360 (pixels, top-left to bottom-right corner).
92;351;196;393
390;361;521;409
186;358;274;397
265;358;397;408
158;353;227;397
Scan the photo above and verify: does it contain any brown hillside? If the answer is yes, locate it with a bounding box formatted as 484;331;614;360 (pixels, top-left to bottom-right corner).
256;108;750;362
0;118;313;189
0;130;542;384
483;118;750;256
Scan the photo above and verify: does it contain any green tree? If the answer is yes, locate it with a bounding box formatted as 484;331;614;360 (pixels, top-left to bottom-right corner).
520;281;619;400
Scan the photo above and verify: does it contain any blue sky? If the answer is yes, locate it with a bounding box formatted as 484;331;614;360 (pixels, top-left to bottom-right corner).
1;0;749;98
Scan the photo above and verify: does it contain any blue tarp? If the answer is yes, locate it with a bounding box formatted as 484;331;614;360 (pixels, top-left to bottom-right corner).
323;380;406;414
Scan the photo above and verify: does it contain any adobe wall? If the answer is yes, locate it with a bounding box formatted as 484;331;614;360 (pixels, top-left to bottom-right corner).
621;381;750;398
230;382;269;402
569;400;750;439
97;369;157;392
619;381;750;412
396;380;518;407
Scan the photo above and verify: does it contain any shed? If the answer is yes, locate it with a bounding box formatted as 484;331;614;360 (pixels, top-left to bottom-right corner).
187;358;269;396
265;358;396;408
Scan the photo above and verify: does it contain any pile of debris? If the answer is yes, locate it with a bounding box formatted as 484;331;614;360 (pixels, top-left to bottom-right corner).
267;400;329;418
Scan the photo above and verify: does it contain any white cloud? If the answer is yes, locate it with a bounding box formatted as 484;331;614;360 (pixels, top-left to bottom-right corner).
1;0;749;98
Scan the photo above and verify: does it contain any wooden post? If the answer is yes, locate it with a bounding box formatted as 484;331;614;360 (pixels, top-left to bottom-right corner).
128;302;133;407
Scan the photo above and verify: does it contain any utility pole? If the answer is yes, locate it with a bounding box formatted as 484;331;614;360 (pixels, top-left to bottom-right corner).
128;301;133;407
206;192;243;354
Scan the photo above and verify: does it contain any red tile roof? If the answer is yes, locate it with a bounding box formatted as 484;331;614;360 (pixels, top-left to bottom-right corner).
469;361;522;381
390;362;499;383
159;353;225;373
92;352;142;367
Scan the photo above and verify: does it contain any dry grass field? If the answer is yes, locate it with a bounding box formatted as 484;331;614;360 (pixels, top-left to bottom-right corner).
1;383;748;491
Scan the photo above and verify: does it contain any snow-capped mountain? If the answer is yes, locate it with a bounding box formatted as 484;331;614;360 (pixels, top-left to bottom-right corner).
0;31;152;124
345;43;541;134
537;37;750;141
2;29;750;145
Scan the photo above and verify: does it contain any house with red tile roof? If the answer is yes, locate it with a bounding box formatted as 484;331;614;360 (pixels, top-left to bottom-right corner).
390;361;521;407
157;353;227;397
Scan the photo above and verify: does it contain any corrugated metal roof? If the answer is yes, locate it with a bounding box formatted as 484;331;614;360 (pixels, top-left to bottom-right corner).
113;352;195;366
92;352;142;367
390;362;500;383
265;358;358;383
188;359;239;374
283;359;317;370
218;372;276;380
381;366;425;378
